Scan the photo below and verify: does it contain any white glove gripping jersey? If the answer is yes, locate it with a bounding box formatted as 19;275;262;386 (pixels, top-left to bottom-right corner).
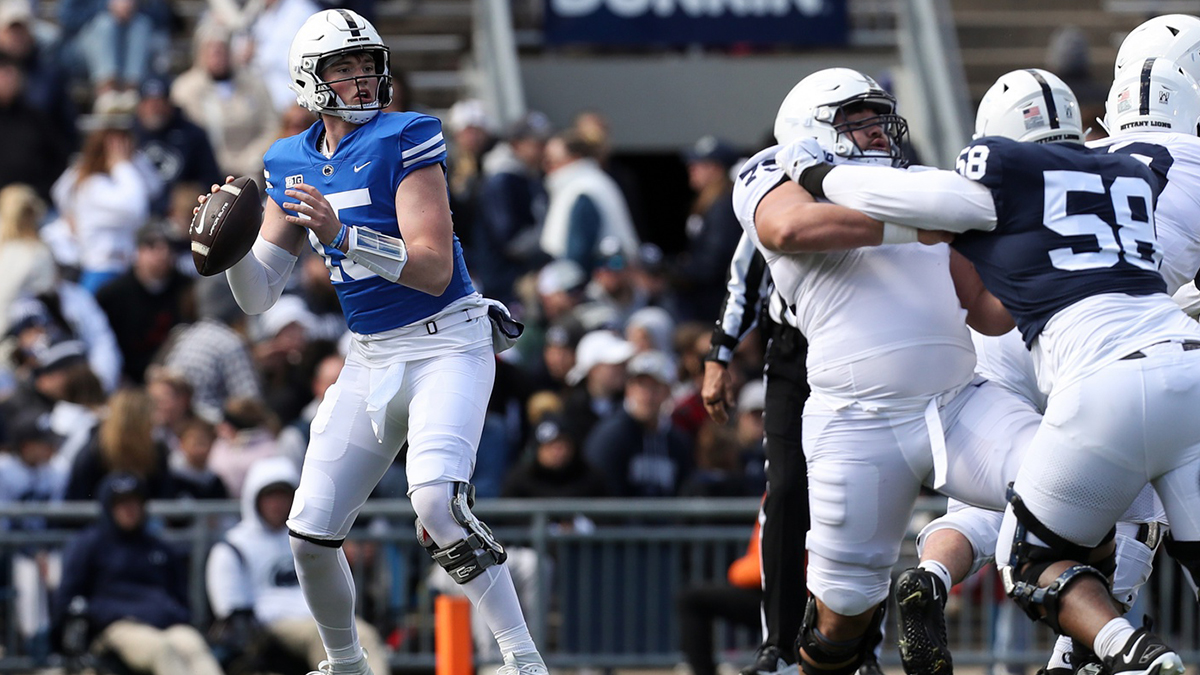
1090;131;1200;294
731;145;976;410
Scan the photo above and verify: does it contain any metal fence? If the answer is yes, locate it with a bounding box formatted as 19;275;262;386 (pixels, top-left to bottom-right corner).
0;497;1197;673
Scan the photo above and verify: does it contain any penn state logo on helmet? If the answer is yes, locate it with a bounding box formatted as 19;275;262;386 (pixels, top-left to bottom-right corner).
288;9;392;124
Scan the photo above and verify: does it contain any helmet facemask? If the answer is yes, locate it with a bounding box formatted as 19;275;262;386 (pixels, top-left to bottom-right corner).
830;99;910;167
305;48;391;124
288;9;392;125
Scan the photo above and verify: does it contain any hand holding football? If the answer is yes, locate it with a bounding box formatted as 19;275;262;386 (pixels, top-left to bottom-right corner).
190;176;263;276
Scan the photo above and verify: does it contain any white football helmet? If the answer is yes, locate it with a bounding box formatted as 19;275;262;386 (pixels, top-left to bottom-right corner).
974;69;1083;144
773;67;909;166
1114;14;1200;84
1105;57;1200;136
288;9;391;124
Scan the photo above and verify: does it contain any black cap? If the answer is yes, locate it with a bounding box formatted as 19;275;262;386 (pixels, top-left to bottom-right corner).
684;135;740;168
100;472;148;505
508;111;553;141
8;412;63;447
32;339;87;377
545;318;585;350
534;415;568;445
139;75;170;100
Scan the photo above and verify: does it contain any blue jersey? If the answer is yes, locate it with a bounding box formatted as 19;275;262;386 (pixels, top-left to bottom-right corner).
952;137;1165;347
262;112;474;334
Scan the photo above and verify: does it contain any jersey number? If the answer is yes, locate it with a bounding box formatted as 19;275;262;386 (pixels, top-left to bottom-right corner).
1042;170;1159;272
313;188;376;282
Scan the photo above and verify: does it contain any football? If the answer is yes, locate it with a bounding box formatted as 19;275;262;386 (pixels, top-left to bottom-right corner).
190;176;264;277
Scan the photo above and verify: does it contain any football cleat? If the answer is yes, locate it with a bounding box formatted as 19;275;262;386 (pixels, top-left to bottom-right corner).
497;651;549;675
1103;628;1185;675
739;644;792;675
307;649;373;675
895;567;952;675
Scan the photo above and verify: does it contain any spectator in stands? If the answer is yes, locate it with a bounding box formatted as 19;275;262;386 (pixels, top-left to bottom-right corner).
0;411;68;662
383;68;414;113
631;242;683;319
572;109;647;237
472;110;553;304
171;19;278;180
169;417;228;500
0;0;77;147
133;75;222;216
0;184;57;332
294;253;346;342
584;349;693;497
561;329;633;444
4;280;123;392
207;396;280;499
147;366;196;453
676;520;763;675
501;414;607;499
732;379;767;493
95;223;194;384
584;236;647;328
161;275;262;423
50;95;153;293
625;306;674;356
668;321;711;442
0;340;91;447
248;294;317;424
58;0;169;93
276;351;343;469
52;472;223;675
64;387;175;501
0;51;68;202
541;129;639;274
522;316;584;395
44;353;107;468
446;98;494;250
205;456;390;675
671;135;743;322
277;102;317;138
245;0;321;112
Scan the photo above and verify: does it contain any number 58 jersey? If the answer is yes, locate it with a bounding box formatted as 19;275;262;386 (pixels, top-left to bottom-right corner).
951;137;1166;348
263;112;474;335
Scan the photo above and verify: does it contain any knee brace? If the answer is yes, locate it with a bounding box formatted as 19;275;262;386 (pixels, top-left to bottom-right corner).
794;596;885;675
1164;534;1200;600
999;487;1114;633
415;482;507;584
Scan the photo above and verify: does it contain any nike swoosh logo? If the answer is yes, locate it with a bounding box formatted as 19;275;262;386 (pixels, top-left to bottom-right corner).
1120;635;1146;665
354;161;371;172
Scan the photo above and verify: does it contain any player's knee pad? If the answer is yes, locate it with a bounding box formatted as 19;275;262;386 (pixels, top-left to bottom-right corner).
795;596;885;675
414;482;507;584
1000;487;1113;633
1164;534;1200;599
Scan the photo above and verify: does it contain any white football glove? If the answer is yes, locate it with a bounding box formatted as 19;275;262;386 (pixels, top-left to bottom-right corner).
775;137;836;185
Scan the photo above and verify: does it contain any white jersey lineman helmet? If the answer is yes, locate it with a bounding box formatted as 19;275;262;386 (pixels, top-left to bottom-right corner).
773;67;909;166
1115;14;1200;84
1105;57;1200;136
289;9;391;124
974;68;1083;144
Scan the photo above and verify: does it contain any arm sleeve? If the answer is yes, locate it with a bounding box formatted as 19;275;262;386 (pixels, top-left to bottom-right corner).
709;233;768;364
822;164;998;233
205;541;254;619
225;236;299;315
1172;281;1200;320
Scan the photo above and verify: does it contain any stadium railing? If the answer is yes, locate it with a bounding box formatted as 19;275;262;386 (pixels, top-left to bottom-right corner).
0;497;1195;672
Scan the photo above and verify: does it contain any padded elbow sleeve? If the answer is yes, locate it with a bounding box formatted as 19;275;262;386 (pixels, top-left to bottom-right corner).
226;237;297;314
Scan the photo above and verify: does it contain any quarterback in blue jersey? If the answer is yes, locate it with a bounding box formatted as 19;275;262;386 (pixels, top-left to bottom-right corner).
778;69;1200;675
196;9;545;675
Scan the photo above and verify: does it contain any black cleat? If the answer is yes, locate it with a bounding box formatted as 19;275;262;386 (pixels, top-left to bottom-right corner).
740;644;792;675
1103;628;1185;675
895;567;952;675
855;653;884;675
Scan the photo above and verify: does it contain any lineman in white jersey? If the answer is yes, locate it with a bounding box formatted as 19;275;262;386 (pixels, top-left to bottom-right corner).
779;67;1200;675
733;67;1044;675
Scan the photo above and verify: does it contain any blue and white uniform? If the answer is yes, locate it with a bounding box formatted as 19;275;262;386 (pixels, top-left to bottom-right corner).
262;112;495;541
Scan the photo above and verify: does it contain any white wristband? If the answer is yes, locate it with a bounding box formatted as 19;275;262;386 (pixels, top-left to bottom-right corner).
345;226;408;283
881;222;920;245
